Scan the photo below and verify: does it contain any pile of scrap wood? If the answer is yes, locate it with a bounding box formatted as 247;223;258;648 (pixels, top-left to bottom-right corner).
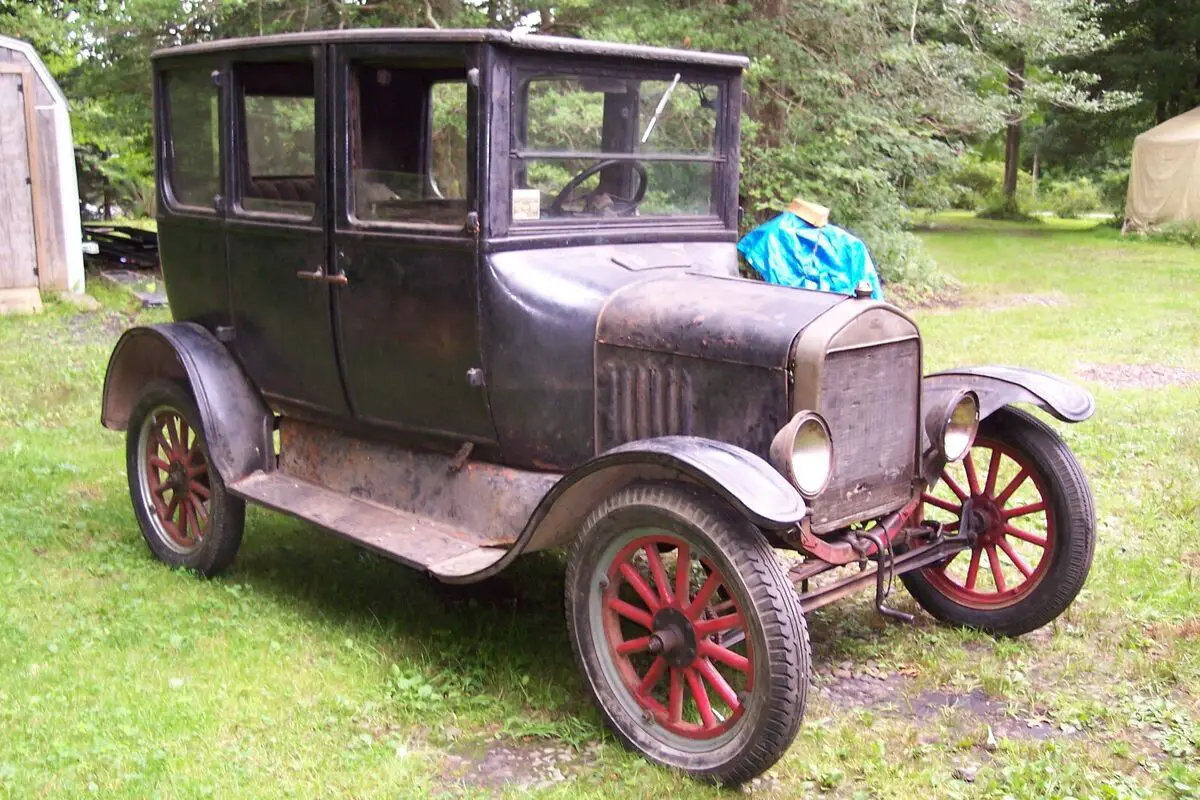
83;224;159;270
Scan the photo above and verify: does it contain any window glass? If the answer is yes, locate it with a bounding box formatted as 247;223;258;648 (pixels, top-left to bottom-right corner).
237;62;316;217
351;62;469;226
512;73;721;222
164;69;219;208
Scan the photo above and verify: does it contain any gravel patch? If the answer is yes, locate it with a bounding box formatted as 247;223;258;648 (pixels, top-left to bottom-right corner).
917;291;1069;315
441;739;602;792
811;662;1076;743
1074;362;1200;389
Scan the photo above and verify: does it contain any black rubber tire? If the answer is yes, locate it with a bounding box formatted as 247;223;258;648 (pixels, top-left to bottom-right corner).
565;482;809;786
126;379;245;576
901;407;1095;636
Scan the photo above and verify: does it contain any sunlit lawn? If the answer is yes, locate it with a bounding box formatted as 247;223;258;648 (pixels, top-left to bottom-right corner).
1;215;1198;797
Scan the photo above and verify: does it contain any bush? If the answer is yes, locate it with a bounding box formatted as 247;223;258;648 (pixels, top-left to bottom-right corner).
1044;177;1102;219
1139;221;1200;247
1099;168;1129;215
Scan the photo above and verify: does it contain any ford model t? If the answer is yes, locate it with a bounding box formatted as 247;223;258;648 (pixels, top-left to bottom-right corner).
100;29;1096;784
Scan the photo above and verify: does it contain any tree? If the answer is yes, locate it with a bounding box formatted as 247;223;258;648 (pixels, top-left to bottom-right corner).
1074;0;1200;126
0;0;1112;280
927;0;1105;213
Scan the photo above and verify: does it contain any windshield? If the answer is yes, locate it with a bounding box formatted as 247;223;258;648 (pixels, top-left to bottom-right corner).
511;71;724;223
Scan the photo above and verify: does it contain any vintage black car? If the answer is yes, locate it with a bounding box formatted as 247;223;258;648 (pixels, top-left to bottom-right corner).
100;29;1097;784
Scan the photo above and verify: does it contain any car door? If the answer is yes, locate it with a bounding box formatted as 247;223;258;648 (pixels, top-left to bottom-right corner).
225;48;349;418
330;43;497;444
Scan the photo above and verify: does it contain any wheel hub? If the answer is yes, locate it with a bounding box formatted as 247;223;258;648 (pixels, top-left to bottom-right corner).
964;496;1005;546
167;461;187;489
649;607;698;668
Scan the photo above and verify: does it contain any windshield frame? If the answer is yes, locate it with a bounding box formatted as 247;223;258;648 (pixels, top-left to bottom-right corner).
492;52;741;240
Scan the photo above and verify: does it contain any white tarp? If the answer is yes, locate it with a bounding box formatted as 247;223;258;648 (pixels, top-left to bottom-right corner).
1126;106;1200;230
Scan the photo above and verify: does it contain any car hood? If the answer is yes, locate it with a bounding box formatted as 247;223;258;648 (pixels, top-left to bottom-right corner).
596;272;849;369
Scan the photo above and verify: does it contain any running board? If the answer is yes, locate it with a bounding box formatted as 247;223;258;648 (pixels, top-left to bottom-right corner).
229;471;507;579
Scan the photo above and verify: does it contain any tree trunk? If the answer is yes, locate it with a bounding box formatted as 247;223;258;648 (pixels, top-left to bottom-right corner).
1002;53;1026;211
1031;148;1039;199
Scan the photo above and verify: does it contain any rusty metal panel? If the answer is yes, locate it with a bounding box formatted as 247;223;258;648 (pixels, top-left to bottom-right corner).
280;419;559;547
597;273;845;370
598;358;694;444
229;470;507;578
809;338;921;532
595;346;786;457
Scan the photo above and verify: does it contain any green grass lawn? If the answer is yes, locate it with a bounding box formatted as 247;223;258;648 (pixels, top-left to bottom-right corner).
2;216;1198;798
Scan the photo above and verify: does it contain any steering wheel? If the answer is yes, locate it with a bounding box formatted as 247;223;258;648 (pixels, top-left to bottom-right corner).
549;159;648;217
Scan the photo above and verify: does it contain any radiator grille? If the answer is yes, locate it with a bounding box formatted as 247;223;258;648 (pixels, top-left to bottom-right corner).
810;339;920;532
599;360;694;447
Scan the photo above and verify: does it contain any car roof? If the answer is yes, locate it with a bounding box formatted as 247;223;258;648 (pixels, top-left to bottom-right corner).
152;28;750;70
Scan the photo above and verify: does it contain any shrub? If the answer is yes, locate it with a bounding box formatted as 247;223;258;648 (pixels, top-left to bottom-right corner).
1140;221;1200;247
1045;178;1102;219
902;154;1034;214
1099;168;1129;215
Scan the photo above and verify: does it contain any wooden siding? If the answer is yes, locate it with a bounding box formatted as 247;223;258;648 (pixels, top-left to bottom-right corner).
0;71;37;291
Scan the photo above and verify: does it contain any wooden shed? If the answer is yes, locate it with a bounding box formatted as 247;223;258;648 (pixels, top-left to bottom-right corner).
0;35;84;313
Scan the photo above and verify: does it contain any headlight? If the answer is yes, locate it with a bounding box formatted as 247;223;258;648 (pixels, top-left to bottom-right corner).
769;411;833;498
926;389;979;462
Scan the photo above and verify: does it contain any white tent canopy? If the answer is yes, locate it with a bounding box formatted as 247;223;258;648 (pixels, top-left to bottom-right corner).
1126;106;1200;231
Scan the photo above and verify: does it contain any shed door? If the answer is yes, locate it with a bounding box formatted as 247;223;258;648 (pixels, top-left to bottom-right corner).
0;72;37;291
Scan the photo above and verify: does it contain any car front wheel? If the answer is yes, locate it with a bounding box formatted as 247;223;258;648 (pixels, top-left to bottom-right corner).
902;406;1095;636
126;379;245;576
565;482;810;785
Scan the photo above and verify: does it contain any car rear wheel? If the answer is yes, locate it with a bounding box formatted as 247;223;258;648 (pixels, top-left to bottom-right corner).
901;406;1095;636
565;482;809;785
126;379;245;576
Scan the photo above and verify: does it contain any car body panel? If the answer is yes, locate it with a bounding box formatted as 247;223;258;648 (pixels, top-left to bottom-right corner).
923;365;1096;425
101;323;274;483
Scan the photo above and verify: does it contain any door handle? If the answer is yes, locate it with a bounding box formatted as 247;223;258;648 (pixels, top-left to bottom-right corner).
296;266;349;286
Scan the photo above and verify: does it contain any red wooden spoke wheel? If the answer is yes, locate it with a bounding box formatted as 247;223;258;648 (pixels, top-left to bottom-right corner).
919;436;1054;608
901;407;1095;636
566;483;809;786
142;407;212;552
125;380;245;576
600;533;753;740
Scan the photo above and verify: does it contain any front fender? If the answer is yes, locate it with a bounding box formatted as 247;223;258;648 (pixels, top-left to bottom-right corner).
437;436;805;585
923;365;1095;425
101;323;273;483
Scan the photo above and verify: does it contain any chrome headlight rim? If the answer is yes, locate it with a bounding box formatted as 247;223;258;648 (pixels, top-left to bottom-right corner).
769;410;834;499
927;389;980;463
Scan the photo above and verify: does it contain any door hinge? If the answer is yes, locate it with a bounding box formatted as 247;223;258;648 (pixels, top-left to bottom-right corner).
25;176;31;185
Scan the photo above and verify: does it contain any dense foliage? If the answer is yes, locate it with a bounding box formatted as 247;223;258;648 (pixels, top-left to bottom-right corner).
0;0;1190;282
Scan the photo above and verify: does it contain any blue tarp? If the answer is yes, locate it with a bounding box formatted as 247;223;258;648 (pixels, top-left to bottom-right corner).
737;212;883;300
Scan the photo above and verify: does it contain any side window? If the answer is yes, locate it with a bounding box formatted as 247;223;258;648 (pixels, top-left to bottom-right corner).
236;61;316;218
350;62;469;226
164;68;219;209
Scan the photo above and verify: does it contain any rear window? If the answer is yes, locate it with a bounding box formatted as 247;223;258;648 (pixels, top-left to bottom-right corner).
163;69;220;209
236;61;317;218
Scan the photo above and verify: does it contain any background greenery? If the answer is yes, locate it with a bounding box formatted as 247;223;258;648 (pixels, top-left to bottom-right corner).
4;0;1193;287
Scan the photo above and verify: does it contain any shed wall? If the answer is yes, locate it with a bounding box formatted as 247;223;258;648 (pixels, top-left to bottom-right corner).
0;41;83;293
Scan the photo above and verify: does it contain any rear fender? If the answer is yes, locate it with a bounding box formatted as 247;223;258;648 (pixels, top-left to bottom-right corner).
438;436;806;585
101;323;273;482
923;365;1095;425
